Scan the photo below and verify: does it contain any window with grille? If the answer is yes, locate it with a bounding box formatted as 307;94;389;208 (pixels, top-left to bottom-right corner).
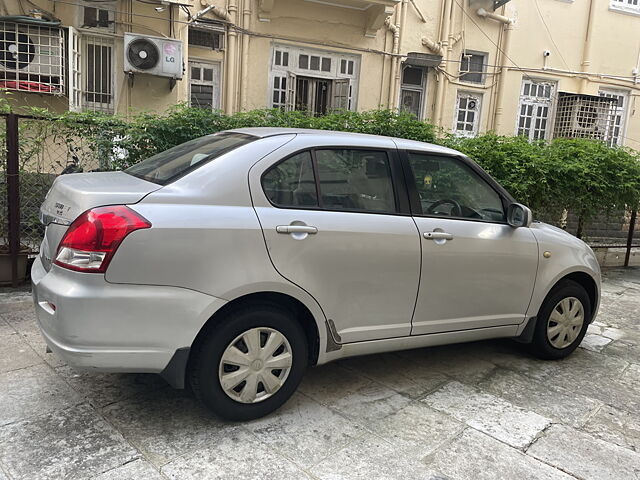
610;0;640;14
399;65;425;119
460;52;487;84
454;92;482;136
516;79;555;141
79;1;116;33
188;26;224;50
599;89;628;146
189;62;221;110
0;21;64;94
82;36;114;113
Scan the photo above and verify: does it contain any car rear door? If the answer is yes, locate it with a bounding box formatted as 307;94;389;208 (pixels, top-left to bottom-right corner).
402;150;539;335
249;135;421;344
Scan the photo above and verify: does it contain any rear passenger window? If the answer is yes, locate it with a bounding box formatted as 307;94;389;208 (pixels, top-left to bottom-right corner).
262;151;318;207
315;149;396;213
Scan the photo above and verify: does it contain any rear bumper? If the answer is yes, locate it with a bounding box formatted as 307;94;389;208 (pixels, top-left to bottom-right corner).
31;255;226;374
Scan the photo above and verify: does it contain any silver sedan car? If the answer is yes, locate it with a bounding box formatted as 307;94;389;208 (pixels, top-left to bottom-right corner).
32;128;600;420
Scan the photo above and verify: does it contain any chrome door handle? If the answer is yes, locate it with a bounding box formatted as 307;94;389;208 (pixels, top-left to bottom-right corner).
423;231;453;241
276;225;318;234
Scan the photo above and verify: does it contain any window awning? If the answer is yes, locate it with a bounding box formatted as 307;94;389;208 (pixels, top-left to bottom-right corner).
258;0;399;36
404;52;443;68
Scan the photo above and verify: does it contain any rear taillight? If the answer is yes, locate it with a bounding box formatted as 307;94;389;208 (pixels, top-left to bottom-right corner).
54;205;151;273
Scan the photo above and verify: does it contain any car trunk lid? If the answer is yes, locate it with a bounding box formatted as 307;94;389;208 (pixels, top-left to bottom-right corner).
39;171;161;271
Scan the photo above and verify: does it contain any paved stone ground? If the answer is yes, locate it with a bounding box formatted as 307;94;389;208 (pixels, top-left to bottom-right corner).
0;269;639;479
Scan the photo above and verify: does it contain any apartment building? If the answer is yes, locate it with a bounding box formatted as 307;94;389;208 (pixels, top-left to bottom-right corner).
1;0;639;149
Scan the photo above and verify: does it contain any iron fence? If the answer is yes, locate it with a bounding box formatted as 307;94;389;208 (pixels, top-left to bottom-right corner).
1;112;103;286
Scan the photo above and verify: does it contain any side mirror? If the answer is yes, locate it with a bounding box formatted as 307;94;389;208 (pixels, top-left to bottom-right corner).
507;203;533;228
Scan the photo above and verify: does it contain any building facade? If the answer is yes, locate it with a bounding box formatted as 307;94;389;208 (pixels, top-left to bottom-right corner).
1;0;639;149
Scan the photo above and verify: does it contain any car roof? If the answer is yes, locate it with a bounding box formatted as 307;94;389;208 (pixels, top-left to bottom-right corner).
227;127;461;156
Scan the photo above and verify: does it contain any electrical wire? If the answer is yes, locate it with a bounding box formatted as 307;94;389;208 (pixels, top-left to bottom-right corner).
533;0;570;70
451;0;538;85
43;0;640;87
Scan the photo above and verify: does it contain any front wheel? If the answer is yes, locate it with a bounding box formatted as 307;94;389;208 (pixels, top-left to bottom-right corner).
189;305;308;421
528;280;591;360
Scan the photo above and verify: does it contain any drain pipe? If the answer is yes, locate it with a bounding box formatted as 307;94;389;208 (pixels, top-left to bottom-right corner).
393;0;408;106
225;0;239;113
477;7;513;132
435;0;454;126
191;3;232;23
422;37;443;56
385;15;401;109
580;0;596;94
240;0;251;110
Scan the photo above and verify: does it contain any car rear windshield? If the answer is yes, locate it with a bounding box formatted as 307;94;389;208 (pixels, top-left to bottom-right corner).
125;133;255;185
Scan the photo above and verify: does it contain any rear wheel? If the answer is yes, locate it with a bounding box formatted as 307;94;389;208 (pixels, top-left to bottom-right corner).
190;305;307;421
528;280;591;360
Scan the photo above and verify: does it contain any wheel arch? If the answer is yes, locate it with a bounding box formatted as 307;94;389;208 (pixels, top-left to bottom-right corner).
559;271;598;315
188;291;322;372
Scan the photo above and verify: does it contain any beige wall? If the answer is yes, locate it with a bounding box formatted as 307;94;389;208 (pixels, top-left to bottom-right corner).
3;0;639;149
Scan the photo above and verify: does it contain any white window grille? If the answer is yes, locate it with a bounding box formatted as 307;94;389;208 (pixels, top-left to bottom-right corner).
599;88;628;146
77;1;116;33
0;21;64;94
552;92;618;141
460;51;487;84
189;61;221;110
454;91;482;137
516;79;556;141
269;43;359;113
610;0;640;14
399;65;425;119
81;35;114;113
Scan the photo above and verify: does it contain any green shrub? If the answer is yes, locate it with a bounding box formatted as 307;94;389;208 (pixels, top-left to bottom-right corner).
6;103;640;239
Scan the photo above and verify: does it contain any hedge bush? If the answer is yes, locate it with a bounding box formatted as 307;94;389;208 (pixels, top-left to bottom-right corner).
5;102;640;238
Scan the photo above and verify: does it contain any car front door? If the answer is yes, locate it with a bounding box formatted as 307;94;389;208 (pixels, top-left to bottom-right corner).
249;137;421;344
403;151;539;335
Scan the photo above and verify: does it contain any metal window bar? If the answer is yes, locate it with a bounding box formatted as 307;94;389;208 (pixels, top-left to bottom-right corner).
81;35;114;113
599;91;626;147
0;21;64;94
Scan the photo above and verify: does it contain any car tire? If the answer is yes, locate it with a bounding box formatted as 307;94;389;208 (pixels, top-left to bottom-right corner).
189;304;307;421
528;280;591;360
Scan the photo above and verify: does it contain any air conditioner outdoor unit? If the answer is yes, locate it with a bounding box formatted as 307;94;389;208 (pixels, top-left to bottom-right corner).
123;33;183;79
0;20;64;93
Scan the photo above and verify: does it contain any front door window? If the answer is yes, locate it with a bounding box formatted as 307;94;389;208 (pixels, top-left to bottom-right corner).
407;153;505;222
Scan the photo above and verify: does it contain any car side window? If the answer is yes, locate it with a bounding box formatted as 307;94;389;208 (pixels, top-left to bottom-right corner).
262;151;318;208
315;149;396;213
407;153;505;222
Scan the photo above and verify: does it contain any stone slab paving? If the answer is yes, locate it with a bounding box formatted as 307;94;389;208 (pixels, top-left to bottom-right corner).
0;268;639;479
